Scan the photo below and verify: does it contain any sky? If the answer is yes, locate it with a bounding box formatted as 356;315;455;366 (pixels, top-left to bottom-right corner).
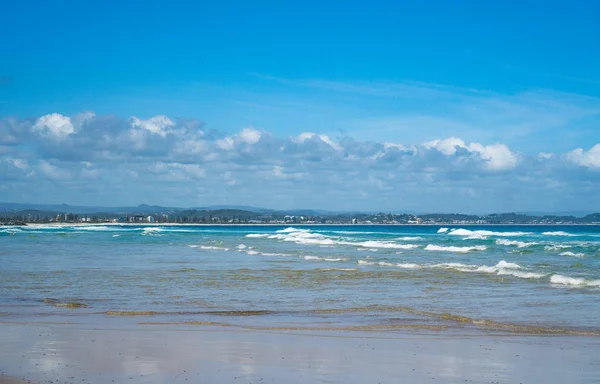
1;0;599;213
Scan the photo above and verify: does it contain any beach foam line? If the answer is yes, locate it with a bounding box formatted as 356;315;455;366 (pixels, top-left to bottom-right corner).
496;239;538;248
550;274;600;288
425;244;487;253
137;306;600;336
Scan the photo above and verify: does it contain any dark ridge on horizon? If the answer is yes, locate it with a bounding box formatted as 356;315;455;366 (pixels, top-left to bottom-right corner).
0;202;595;218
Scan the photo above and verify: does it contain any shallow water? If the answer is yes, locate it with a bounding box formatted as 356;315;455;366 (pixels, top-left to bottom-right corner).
1;224;599;334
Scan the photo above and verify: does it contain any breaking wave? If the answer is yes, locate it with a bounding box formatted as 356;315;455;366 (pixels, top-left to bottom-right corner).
559;251;585;258
543;231;576;237
496;239;538;248
424;244;487;253
304;256;346;262
357;259;546;280
544;244;572;251
447;228;530;237
550;275;600;288
199;245;230;251
245;233;270;238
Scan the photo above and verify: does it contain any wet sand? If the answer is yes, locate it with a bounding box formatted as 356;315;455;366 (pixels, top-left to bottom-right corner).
0;378;28;384
1;322;599;383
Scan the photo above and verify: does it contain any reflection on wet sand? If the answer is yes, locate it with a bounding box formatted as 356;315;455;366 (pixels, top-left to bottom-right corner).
1;323;599;384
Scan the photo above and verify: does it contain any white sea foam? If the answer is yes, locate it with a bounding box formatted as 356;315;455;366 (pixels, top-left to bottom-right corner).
268;230;342;246
0;228;23;234
112;234;120;238
550;274;600;288
396;263;421;269
331;230;379;235
260;252;292;257
436;260;545;279
246;250;260;255
437;228;449;233
357;257;544;279
78;225;113;231
544;244;572;251
543;231;576;237
245;233;270;238
464;234;488;240
276;227;307;233
425;244;487;253
304;256;346;262
357;241;419;249
141;227;163;235
559;251;585;258
199;245;230;251
496;239;538;248
236;244;248;250
187;244;199;248
497;270;547;279
395;236;423;241
448;228;530;237
268;228;420;250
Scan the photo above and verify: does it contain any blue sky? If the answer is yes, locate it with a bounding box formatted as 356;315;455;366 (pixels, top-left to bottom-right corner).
1;1;599;212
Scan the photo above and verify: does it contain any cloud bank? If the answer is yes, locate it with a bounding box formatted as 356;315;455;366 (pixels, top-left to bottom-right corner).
0;113;599;212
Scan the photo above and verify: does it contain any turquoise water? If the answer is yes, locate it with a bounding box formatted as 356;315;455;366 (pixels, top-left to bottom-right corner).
1;224;599;334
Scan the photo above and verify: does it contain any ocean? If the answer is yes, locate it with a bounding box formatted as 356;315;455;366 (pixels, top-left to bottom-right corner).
1;224;599;335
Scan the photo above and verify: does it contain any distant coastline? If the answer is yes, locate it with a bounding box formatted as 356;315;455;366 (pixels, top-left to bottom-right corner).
5;222;600;227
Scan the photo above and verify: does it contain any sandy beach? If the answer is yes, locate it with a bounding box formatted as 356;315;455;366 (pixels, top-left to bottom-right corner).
1;322;599;384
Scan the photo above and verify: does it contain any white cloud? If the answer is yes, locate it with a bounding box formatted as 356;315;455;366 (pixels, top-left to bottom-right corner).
216;136;235;151
2;112;600;212
566;144;600;168
216;127;263;150
239;127;261;144
295;132;342;151
468;143;518;171
423;137;466;155
33;113;74;140
130;115;175;137
422;137;518;170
